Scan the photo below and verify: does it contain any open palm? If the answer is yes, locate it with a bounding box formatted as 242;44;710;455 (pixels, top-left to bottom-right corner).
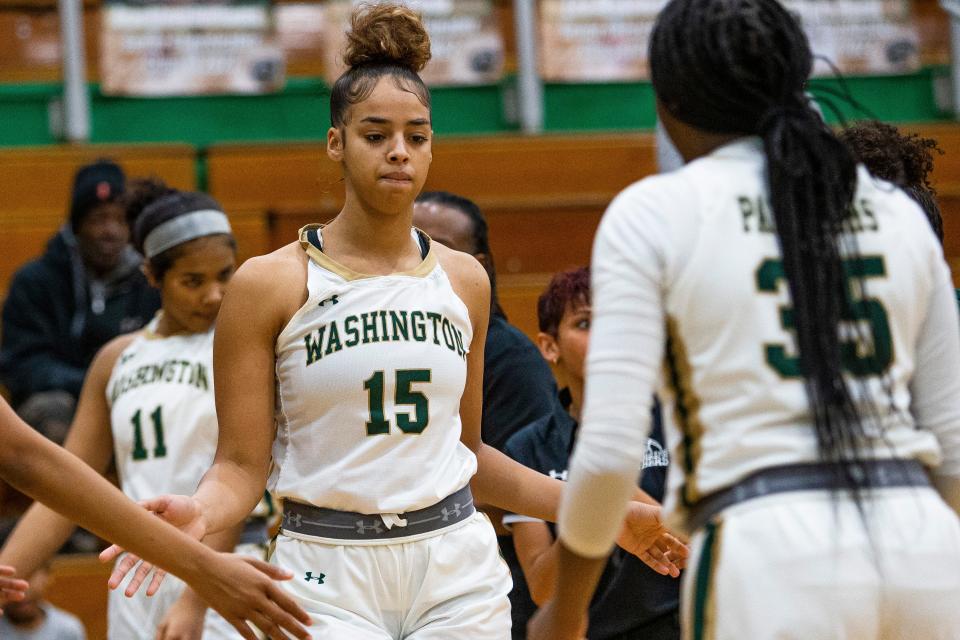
616;501;688;577
99;494;207;596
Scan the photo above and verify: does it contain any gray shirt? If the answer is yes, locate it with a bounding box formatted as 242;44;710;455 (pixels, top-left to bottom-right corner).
0;604;86;640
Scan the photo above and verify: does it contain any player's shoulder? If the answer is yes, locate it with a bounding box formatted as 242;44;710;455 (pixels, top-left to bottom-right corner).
432;242;487;285
432;242;490;310
236;241;307;282
604;162;703;230
90;330;142;377
231;242;307;302
855;165;940;249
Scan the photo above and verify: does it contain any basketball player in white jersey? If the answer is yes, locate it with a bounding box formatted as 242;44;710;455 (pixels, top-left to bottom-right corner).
530;1;960;639
98;4;687;638
0;181;272;639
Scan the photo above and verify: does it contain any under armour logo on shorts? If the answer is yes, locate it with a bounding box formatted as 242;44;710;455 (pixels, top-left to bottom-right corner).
284;512;303;529
355;519;384;535
441;503;462;521
304;571;325;584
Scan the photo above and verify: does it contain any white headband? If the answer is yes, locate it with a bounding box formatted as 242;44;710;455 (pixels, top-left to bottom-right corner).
143;209;232;259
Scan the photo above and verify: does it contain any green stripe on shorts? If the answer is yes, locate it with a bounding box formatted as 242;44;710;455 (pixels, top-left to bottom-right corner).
693;521;719;640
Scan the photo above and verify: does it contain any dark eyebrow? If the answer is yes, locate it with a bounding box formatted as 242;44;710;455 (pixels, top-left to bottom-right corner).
359;116;431;126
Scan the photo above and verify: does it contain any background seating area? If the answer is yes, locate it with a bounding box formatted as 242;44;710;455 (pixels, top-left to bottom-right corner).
1;125;957;339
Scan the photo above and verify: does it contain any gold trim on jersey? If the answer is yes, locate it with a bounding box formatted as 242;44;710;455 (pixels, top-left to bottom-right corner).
664;315;706;506
141;312;164;340
298;224;437;281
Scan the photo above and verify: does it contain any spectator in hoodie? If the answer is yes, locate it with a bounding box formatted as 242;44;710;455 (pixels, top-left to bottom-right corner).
0;160;160;444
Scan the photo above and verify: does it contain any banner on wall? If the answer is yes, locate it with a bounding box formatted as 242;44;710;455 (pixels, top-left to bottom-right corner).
783;0;920;75
538;0;665;82
100;0;285;97
323;0;504;86
538;0;919;82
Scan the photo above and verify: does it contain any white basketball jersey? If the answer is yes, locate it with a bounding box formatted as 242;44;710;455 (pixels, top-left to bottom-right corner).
106;317;218;502
270;226;477;514
633;138;947;519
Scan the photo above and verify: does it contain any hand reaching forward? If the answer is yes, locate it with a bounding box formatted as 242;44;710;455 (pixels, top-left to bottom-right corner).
100;495;206;597
616;501;688;577
188;553;311;640
0;565;28;614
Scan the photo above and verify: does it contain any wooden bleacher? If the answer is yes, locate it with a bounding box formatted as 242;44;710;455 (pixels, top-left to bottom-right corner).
0;144;196;295
45;554;111;640
916;123;960;276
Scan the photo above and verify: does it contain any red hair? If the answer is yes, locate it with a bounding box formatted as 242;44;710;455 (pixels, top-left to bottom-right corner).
537;267;590;336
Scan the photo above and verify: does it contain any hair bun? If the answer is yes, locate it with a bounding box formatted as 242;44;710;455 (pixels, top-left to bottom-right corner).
343;3;431;73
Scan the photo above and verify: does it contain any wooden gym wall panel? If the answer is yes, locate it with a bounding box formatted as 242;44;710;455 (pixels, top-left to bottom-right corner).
0;144;196;292
426;134;656;208
45;554;111;640
915;124;960;282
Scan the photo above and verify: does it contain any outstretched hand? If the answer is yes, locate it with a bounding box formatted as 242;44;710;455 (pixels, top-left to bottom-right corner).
191;553;311;640
616;501;688;577
0;565;28;614
99;494;206;596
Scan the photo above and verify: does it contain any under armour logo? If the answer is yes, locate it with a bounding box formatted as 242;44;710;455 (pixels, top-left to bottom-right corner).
356;519;384;535
304;571;325;584
319;295;340;307
284;512;303;529
548;469;568;481
441;503;462;521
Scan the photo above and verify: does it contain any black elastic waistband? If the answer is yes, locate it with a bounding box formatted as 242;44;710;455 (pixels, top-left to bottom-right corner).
687;459;930;532
281;485;475;541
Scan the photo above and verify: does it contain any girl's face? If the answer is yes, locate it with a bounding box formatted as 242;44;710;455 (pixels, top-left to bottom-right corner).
538;302;591;386
328;76;433;215
150;235;236;334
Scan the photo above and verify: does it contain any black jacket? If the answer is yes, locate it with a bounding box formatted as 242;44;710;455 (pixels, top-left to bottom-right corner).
0;227;160;405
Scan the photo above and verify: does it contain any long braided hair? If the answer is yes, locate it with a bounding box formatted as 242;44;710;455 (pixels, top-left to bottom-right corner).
651;0;874;492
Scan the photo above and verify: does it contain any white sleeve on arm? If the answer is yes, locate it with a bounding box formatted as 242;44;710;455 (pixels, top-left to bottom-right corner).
557;184;674;558
909;250;960;513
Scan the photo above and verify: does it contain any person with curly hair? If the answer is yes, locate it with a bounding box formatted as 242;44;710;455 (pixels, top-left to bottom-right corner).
840;120;944;243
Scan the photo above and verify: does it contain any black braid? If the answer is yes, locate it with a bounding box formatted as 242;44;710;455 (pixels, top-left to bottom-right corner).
651;0;873;493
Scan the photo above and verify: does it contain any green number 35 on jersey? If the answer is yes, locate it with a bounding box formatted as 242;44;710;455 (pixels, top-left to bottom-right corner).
756;255;893;378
